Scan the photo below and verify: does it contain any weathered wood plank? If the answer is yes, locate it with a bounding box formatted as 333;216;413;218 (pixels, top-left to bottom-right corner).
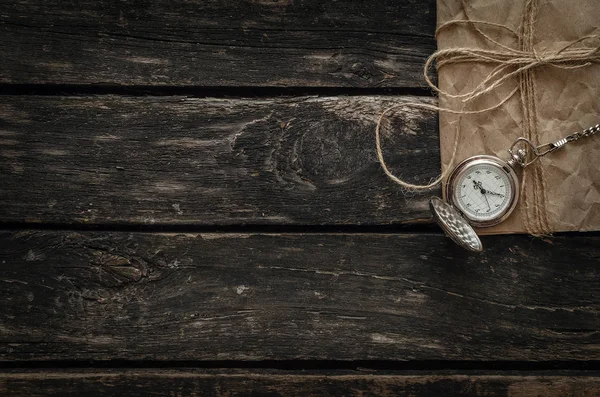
0;0;435;87
0;95;439;226
1;231;598;361
2;370;600;397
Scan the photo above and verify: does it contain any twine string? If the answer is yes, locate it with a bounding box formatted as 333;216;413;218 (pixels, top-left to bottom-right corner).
376;0;600;196
518;0;548;234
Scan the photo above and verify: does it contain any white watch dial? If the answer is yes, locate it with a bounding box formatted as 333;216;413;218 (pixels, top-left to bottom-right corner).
452;163;513;222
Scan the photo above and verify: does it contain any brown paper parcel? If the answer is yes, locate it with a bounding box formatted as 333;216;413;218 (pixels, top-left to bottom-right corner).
436;0;600;234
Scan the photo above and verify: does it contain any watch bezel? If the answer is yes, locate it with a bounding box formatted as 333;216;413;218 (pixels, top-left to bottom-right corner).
445;155;520;228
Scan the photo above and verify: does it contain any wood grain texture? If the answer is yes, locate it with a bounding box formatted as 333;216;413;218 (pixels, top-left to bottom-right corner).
0;95;439;226
0;0;435;87
2;370;600;397
1;231;599;362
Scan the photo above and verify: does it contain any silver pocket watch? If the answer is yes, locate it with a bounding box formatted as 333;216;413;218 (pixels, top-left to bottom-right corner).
430;123;600;252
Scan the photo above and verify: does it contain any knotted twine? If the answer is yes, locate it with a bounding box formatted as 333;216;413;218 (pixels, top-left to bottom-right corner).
375;0;600;234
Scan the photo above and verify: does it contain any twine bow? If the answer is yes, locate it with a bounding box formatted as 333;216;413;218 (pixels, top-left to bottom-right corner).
375;0;600;233
428;4;600;108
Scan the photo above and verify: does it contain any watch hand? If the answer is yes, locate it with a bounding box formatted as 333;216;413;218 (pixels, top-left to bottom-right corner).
482;191;491;211
475;180;505;198
480;183;505;198
473;180;491;211
474;180;488;194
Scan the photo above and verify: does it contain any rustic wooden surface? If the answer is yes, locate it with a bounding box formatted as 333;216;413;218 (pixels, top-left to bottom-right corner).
2;370;600;397
0;95;438;226
1;0;599;395
0;0;435;87
1;231;599;362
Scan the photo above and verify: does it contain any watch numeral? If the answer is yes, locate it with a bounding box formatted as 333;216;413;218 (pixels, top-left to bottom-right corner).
467;176;471;179
475;171;481;174
495;176;501;180
495;204;500;207
466;203;471;207
486;170;491;174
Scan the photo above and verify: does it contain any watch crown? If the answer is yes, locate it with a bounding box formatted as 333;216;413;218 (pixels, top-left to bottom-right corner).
507;148;527;168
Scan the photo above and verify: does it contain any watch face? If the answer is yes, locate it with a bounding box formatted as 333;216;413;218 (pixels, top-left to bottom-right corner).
447;156;519;227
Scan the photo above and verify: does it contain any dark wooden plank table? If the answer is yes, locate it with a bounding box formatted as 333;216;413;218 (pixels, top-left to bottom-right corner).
1;1;599;396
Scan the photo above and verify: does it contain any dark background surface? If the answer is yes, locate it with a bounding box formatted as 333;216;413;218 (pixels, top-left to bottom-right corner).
1;0;599;395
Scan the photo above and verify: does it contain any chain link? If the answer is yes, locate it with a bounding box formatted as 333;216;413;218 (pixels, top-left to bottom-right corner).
537;123;600;156
570;123;600;140
508;123;600;168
